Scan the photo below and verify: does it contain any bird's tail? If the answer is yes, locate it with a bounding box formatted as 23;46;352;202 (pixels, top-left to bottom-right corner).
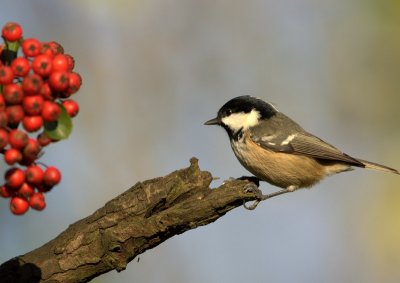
357;159;399;175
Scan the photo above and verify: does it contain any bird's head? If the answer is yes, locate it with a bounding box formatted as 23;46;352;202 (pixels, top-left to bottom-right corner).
205;96;278;137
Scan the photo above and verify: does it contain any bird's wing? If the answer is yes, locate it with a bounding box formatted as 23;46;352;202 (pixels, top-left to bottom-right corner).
251;130;364;167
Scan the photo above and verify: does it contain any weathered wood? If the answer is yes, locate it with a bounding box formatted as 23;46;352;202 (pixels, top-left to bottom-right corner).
0;158;259;283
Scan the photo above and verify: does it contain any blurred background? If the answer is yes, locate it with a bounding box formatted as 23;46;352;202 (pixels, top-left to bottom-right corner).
1;1;400;282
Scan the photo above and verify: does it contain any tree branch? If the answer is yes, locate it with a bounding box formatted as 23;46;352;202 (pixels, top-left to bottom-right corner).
0;158;261;283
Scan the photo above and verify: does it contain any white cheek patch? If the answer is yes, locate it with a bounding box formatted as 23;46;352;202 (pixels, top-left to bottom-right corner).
221;109;261;132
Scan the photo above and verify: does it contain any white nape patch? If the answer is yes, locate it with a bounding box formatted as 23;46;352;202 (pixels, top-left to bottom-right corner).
221;109;260;133
280;134;297;145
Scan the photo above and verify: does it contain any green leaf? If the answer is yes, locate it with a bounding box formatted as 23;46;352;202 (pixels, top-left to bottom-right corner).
44;104;73;140
5;40;20;52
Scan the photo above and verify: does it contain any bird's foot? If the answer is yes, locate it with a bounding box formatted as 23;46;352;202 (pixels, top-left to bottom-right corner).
242;180;263;210
243;184;299;210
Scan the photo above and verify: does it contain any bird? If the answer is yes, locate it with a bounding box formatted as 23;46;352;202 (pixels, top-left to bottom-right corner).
205;95;399;209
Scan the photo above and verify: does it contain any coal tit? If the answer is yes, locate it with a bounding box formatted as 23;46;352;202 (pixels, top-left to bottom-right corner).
205;96;399;209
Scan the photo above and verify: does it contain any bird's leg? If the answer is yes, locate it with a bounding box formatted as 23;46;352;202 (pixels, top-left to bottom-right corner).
243;184;298;210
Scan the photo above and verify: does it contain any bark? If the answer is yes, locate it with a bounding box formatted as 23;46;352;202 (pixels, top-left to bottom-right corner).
0;158;261;283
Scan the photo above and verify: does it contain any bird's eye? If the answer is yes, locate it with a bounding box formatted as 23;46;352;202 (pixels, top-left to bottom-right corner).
225;109;232;116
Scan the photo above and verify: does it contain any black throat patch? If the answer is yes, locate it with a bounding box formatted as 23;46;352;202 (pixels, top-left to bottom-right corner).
225;126;244;141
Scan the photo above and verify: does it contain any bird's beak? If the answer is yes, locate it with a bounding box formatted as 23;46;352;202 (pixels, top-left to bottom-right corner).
204;117;220;125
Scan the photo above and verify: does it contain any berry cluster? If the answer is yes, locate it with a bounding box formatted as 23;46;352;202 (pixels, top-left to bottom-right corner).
0;22;82;215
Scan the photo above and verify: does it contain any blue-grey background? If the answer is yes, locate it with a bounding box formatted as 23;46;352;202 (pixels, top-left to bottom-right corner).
1;1;400;282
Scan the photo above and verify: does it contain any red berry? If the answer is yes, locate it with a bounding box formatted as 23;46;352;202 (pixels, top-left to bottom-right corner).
22;38;42;57
62;99;79;117
4;148;22;165
37;132;52;146
22;74;43;94
18;183;34;199
41;41;64;57
49;42;64;54
43;166;61;187
3;83;24;105
41;101;61;122
26;165;44;185
5;168;25;189
10;196;29;215
41;45;54;58
0;128;8;149
49;71;69;91
52;54;70;72
11;57;30;77
29;192;46;211
32;54;53;77
0;95;5;110
23;116;43;132
0;66;14;85
0;185;12;198
66;72;82;95
8;129;28;149
2;22;23;42
22;138;41;164
64;54;75;71
6;105;24;127
23;95;44;115
39;83;53;100
0;111;7;127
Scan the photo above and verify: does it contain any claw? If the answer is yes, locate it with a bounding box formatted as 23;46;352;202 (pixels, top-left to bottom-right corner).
243;182;262;196
242;182;263;210
243;199;260;210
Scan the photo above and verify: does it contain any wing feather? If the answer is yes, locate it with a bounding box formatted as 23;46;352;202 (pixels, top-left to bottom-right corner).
252;131;364;167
